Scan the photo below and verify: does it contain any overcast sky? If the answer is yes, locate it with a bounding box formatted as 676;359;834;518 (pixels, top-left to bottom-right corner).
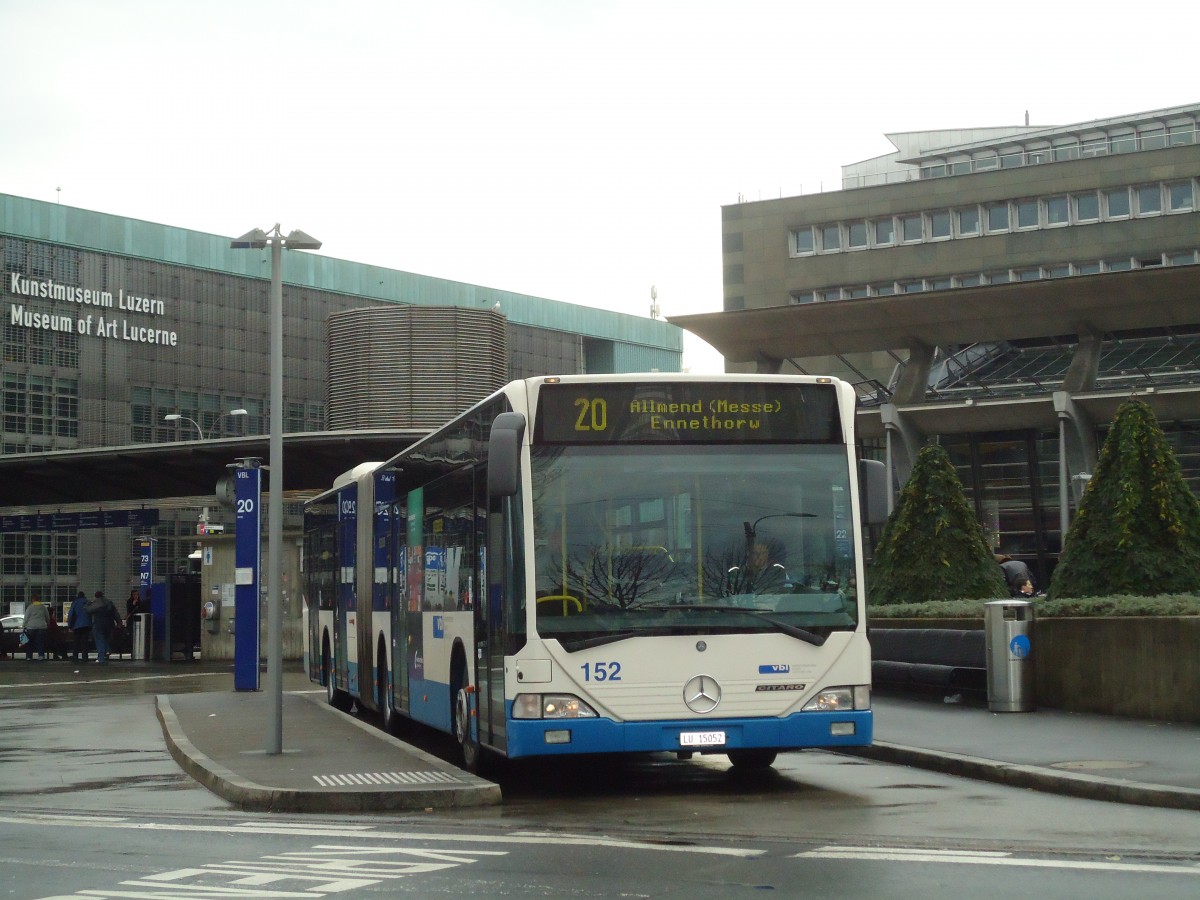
2;0;1194;373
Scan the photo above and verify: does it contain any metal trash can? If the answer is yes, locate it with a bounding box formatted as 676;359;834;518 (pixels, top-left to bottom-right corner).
984;599;1035;712
131;612;152;661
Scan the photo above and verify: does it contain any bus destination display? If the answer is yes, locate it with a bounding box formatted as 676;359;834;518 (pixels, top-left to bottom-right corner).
535;381;842;444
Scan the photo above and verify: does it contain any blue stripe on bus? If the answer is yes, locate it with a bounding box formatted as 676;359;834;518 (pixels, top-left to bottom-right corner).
504;709;873;758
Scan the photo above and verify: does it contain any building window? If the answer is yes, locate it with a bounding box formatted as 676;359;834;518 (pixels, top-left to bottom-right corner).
1016;199;1039;229
1047;264;1072;279
1105;258;1134;272
900;215;923;242
791;292;815;305
819;288;842;302
956;206;980;236
1168;250;1197;266
900;280;925;293
1075;191;1100;221
985;270;1010;285
1169;124;1196;146
950;160;972;175
846;286;870;299
1104;187;1130;218
872;283;896;296
1136;184;1162;216
973;154;998;171
873;218;894;246
1140;127;1167;150
793;227;815;255
986;203;1010;232
958;274;983;288
928;210;951;240
820;224;841;252
847;221;868;249
1045;195;1070;226
929;277;953;290
1167;181;1195;212
1015;268;1042;282
1077;261;1103;275
999;150;1024;168
1053;141;1080;161
1111;131;1137;154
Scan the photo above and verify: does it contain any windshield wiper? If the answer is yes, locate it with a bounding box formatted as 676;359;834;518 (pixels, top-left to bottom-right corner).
750;612;827;646
558;631;639;652
638;604;827;646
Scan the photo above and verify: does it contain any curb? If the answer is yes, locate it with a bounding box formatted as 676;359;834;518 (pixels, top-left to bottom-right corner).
841;741;1200;811
156;694;502;812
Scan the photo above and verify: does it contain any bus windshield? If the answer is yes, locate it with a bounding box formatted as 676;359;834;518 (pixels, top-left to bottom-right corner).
530;444;858;649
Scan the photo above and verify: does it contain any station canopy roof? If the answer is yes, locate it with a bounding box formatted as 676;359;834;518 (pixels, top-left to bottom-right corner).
669;266;1200;364
0;430;426;509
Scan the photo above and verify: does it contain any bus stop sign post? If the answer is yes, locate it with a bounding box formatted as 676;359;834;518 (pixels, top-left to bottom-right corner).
233;460;262;692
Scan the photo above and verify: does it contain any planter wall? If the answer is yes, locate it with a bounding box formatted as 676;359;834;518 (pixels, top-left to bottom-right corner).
869;616;1200;723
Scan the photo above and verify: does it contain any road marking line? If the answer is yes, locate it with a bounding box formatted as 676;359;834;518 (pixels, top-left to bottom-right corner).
0;672;229;690
0;813;762;858
795;846;1200;875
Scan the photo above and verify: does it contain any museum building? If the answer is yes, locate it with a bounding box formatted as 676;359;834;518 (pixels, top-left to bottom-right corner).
0;193;683;613
673;102;1200;588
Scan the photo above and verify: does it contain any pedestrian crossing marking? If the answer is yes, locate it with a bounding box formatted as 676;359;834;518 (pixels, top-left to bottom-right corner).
312;770;463;787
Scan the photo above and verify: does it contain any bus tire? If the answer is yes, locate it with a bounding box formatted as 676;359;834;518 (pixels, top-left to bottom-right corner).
378;641;400;735
454;686;482;773
727;749;777;769
323;642;352;712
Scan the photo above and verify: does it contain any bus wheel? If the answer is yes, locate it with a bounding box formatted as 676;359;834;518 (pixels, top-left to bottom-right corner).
324;650;352;712
379;653;400;734
454;685;482;773
727;749;777;769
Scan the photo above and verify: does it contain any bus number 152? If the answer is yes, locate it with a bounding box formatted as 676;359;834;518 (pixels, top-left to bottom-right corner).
580;661;622;682
574;397;607;432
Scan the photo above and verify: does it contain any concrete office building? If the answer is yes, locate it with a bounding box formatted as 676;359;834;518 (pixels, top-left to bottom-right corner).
1;193;682;614
674;103;1200;586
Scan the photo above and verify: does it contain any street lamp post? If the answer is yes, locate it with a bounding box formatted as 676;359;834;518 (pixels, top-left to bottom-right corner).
230;224;322;756
164;409;248;440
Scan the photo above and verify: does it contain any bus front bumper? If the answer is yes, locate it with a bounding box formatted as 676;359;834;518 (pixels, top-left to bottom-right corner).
504;709;873;759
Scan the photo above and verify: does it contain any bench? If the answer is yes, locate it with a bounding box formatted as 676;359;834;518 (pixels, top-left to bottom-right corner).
870;628;987;694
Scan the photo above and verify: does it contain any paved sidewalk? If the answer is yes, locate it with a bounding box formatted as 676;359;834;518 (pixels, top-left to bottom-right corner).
858;692;1200;811
157;689;501;812
155;676;1200;813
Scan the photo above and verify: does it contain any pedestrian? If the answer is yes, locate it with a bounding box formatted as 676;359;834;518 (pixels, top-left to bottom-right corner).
124;589;143;631
67;590;93;662
23;595;51;660
87;590;120;663
995;554;1037;598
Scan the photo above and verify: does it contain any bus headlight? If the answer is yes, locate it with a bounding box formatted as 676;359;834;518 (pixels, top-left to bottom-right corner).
512;693;599;719
802;685;870;711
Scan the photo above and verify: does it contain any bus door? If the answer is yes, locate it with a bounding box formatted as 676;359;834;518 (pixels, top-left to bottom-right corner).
336;482;357;695
390;495;410;713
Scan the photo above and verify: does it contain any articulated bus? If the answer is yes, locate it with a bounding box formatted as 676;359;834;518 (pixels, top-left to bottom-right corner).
302;374;887;771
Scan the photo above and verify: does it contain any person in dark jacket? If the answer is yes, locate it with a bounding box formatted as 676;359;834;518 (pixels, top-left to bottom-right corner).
67;590;93;662
995;554;1036;597
88;591;120;663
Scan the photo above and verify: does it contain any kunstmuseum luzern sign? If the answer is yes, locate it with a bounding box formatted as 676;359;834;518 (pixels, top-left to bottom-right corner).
7;273;178;345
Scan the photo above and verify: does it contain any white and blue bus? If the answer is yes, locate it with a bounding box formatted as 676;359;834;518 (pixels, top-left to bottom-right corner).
302;374;886;771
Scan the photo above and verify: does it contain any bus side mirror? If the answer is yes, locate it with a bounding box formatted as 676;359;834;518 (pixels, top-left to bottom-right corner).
859;458;889;526
488;412;526;498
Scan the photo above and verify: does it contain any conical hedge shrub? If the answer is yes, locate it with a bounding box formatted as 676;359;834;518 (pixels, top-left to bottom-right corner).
869;443;1007;605
1049;398;1200;599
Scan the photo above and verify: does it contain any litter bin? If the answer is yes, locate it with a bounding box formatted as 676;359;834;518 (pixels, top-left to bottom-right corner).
984;599;1035;712
131;612;152;661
